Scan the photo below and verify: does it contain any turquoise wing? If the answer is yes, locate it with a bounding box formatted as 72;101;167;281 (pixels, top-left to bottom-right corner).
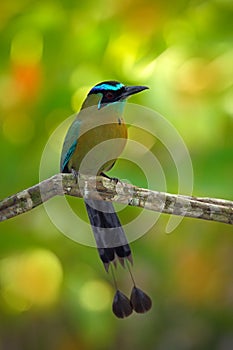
60;118;81;172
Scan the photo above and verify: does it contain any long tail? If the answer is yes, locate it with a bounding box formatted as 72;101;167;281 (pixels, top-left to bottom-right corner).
85;199;132;271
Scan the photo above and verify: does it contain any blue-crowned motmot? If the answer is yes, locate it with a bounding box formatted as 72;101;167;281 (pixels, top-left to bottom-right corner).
60;81;152;318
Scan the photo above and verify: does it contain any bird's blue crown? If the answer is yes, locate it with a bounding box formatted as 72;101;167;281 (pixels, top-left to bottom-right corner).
89;81;124;94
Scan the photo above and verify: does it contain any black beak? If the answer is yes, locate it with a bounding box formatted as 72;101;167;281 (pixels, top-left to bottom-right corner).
120;85;149;100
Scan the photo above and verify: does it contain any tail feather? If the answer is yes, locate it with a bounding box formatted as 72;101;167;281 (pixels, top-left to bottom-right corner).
85;199;132;270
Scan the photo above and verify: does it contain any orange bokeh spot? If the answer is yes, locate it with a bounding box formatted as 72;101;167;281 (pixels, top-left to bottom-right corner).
174;250;222;305
12;63;42;101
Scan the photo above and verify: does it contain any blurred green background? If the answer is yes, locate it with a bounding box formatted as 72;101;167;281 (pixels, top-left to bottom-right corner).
0;0;233;349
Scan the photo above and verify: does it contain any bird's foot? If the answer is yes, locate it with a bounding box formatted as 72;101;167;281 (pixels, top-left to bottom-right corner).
71;168;79;184
100;172;119;184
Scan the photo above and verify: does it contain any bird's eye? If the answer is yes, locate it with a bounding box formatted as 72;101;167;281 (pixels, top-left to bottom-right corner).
105;92;114;99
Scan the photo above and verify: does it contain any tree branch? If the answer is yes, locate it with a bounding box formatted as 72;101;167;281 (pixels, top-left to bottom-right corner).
0;173;232;225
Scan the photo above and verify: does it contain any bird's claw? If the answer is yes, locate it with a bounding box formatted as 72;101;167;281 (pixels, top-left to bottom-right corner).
71;168;79;184
100;172;119;184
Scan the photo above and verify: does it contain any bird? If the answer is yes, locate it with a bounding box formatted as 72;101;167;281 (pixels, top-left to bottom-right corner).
60;81;152;318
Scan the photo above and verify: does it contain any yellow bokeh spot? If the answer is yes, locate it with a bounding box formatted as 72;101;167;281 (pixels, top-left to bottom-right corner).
11;29;43;65
176;58;221;95
0;249;63;311
3;113;34;144
105;34;140;74
1;288;32;312
79;280;112;312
